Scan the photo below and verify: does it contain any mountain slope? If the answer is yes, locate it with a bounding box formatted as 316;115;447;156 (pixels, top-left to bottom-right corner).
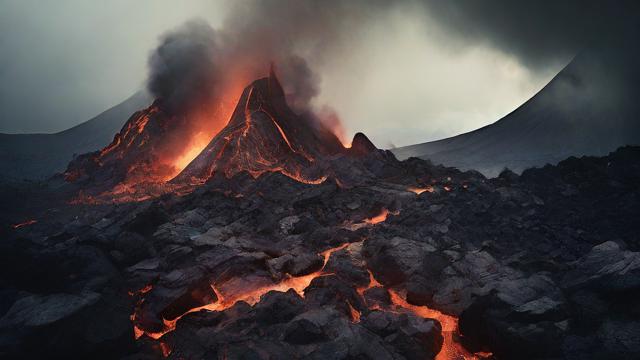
392;43;640;177
0;91;151;181
175;69;345;184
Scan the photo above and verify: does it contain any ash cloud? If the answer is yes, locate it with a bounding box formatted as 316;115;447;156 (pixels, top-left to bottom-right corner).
148;20;222;114
145;1;378;130
148;0;640;118
419;0;640;71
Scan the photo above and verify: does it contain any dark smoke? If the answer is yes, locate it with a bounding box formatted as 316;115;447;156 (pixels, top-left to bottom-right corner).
147;0;640;113
145;1;379;131
420;0;640;71
148;20;221;114
145;0;640;147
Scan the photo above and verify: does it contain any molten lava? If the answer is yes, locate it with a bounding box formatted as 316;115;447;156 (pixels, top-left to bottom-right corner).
131;239;489;360
132;243;350;341
11;219;37;229
159;342;172;358
407;185;435;195
356;268;490;360
173;68;344;185
64;69;355;204
364;208;398;224
64;84;241;202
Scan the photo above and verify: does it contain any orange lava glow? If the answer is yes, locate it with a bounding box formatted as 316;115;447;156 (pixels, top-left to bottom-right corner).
168;132;214;180
407;185;435;195
159;341;172;357
135;243;352;340
132;240;489;359
364;208;398;224
11;219;37;229
388;290;491;360
128;284;153;297
348;301;361;323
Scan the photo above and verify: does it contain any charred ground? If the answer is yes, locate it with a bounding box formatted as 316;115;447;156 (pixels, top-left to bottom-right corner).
1;144;639;359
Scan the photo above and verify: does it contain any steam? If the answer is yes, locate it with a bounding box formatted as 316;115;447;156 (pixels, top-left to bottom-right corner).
145;0;640;154
148;20;221;114
145;1;364;126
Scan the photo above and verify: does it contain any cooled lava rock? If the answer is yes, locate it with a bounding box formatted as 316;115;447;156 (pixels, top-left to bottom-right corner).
174;68;345;185
2;69;640;360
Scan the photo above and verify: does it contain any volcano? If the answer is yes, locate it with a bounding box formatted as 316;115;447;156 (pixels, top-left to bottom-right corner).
65;69;348;198
4;75;640;360
175;68;345;184
65;102;168;187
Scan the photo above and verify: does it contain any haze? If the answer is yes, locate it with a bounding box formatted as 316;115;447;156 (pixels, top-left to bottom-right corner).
0;0;574;147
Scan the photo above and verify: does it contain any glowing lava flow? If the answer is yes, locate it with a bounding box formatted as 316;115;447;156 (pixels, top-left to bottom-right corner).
364;208;399;225
132;237;489;359
407;186;435;195
134;243;351;340
11;219;37;229
358;270;491;360
169;132;216;180
388;291;481;360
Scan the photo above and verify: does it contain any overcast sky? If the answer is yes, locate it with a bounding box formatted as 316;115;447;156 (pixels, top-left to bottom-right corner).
1;0;610;147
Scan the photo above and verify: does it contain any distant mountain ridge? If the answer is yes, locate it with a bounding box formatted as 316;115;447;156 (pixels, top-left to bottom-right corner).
392;40;640;177
0;91;151;181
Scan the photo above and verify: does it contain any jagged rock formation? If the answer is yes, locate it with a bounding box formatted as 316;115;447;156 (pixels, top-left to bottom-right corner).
174;69;344;184
64;102;174;187
2;146;639;359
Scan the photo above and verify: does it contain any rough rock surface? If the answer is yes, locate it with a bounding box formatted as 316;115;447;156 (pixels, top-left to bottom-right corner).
1;145;639;359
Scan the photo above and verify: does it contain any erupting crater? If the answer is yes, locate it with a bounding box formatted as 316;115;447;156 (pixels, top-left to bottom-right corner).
174;67;345;185
59;67;492;360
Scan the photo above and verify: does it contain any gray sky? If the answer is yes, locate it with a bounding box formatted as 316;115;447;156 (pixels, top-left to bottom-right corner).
2;0;608;147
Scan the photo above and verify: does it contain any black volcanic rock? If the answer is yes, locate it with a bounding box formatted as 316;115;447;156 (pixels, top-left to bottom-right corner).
174;69;345;184
3;137;640;359
64;101;180;189
349;132;378;157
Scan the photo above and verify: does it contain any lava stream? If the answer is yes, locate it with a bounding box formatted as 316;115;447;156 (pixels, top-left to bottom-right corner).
358;269;490;360
365;208;399;224
11;219;37;229
133;241;490;360
407;186;435;195
135;243;351;340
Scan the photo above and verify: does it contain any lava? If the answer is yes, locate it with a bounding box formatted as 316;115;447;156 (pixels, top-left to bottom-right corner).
133;243;352;341
168;131;216;180
348;301;361;323
364;208;398;224
66;71;348;205
11;219;37;229
174;70;345;187
408;185;435;195
128;284;153;297
159;342;172;357
357;268;490;360
388;290;491;360
131;239;490;360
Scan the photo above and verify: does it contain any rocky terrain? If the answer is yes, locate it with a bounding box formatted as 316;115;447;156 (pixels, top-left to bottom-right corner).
1;144;639;359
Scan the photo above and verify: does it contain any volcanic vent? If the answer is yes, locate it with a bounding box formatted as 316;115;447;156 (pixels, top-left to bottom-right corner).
63;97;228;195
174;68;345;185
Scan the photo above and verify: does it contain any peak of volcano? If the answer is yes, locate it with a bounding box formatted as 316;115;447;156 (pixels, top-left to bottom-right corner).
174;70;345;184
64;100;190;190
62;69;384;203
